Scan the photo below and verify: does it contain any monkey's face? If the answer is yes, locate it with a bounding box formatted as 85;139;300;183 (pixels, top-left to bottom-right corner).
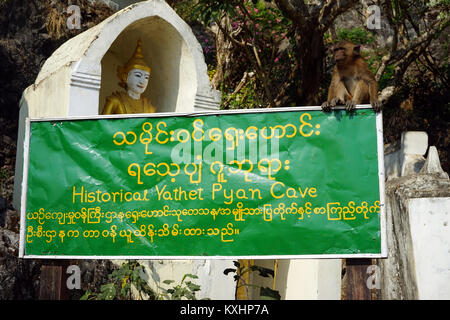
332;41;360;63
332;47;347;62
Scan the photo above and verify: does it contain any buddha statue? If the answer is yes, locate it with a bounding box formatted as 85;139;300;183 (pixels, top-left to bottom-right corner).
102;39;156;115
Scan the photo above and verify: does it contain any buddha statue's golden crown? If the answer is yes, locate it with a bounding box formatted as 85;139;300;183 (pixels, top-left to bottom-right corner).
117;38;151;87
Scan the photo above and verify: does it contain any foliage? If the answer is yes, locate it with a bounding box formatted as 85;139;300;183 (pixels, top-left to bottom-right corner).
224;261;281;300
80;260;156;300
378;64;396;90
428;0;450;23
225;76;259;109
176;0;294;108
159;273;206;300
337;27;375;45
80;261;207;300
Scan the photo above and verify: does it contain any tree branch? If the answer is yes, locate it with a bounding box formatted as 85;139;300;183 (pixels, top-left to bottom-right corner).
376;18;449;82
318;0;359;32
274;0;310;27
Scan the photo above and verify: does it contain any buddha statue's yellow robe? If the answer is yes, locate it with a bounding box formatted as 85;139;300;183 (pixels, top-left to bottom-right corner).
102;91;156;115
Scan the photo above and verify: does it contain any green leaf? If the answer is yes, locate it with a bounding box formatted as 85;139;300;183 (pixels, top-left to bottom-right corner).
186;281;201;292
181;273;198;283
80;291;91;300
163;279;175;285
184;291;196;300
132;269;140;282
100;283;117;300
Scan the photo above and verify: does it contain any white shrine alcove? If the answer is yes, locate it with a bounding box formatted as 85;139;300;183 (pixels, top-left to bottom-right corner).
32;0;219;117
14;0;220;210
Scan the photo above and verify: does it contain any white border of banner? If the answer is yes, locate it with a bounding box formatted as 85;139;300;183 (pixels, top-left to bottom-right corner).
19;105;387;260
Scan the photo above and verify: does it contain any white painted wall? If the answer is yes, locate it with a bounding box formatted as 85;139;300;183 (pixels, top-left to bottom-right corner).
380;134;450;300
408;198;450;300
249;259;342;300
278;259;342;300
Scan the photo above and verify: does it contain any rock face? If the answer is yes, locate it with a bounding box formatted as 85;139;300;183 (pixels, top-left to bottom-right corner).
0;229;41;299
0;0;48;121
0;0;115;121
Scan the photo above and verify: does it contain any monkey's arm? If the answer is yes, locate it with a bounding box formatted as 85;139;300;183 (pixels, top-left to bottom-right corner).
361;66;382;113
368;78;381;105
346;79;368;111
365;80;382;112
322;71;351;112
321;82;336;112
332;80;352;104
347;78;382;113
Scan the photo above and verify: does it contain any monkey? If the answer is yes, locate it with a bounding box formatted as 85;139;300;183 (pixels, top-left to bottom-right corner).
321;40;382;113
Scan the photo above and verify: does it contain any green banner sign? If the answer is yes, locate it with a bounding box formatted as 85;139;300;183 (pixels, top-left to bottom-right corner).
20;107;385;258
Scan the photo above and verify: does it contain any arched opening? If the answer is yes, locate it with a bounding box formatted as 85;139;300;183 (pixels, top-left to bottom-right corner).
99;16;197;114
